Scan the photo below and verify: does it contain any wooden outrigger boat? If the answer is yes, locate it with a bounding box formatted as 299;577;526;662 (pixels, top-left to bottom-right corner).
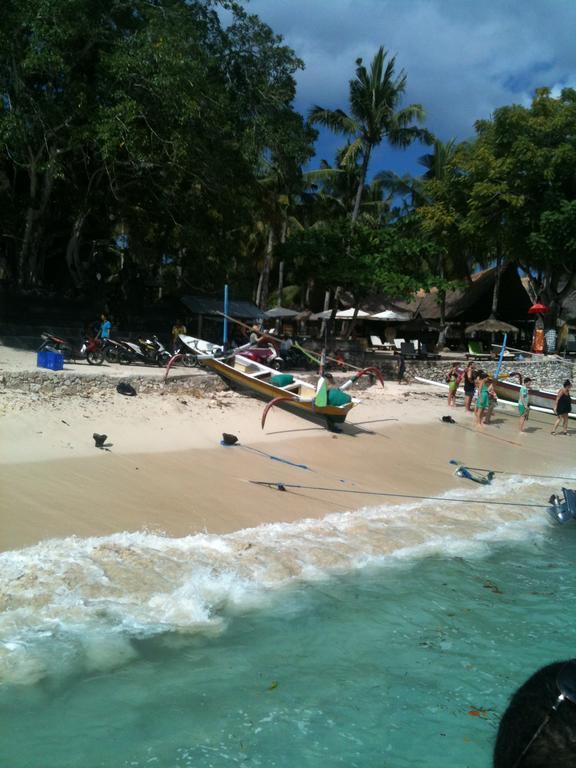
415;373;576;419
165;343;384;430
492;376;576;418
203;352;377;430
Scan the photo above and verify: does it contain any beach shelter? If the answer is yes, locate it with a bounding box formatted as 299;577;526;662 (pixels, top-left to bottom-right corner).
335;308;371;319
465;317;519;334
263;307;299;319
369;309;412;322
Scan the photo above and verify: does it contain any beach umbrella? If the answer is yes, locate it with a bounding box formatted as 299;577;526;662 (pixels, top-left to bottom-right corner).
369;309;412;322
528;302;550;315
263;306;299;319
310;309;334;320
465;317;519;334
335;308;371;319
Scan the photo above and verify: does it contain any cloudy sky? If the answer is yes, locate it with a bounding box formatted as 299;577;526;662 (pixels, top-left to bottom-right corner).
244;0;576;176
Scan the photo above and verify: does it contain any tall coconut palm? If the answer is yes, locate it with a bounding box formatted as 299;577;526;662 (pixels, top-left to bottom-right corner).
309;46;431;224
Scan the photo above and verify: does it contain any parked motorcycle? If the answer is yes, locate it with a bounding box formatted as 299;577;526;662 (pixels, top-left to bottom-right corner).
38;332;75;360
39;331;104;365
101;337;126;364
280;345;315;371
242;343;283;370
118;335;171;366
80;336;105;365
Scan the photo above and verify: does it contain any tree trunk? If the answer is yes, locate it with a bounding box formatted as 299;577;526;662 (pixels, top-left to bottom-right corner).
18;152;55;286
277;260;284;306
490;247;503;347
491;248;502;316
320;289;330;338
436;291;448;351
65;210;90;286
258;227;274;309
344;302;361;341
351;145;372;224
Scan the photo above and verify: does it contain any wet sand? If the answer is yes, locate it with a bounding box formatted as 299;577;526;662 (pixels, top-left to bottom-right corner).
1;379;571;552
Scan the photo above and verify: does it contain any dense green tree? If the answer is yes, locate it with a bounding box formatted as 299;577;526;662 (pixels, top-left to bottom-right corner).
446;88;576;322
0;0;313;302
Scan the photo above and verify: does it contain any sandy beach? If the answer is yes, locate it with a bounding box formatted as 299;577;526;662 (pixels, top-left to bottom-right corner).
1;361;571;552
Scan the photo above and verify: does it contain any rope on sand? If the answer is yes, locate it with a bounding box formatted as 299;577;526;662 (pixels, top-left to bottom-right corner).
249;481;549;509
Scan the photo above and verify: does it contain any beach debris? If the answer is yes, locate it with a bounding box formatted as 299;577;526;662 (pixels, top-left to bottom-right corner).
441;415;456;423
468;706;492;718
454;466;495;485
93;433;108;449
116;382;137;397
483;580;503;595
221;432;238;446
61;419;70;426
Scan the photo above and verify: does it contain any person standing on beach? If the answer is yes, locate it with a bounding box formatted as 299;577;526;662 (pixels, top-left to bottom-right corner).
171;319;187;351
397;353;406;384
446;364;459;407
98;313;111;340
518;377;531;432
552;379;572;435
475;371;490;426
483;379;498;424
463;363;476;412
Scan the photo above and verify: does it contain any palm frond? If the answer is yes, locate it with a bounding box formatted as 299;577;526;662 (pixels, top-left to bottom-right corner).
308;106;357;135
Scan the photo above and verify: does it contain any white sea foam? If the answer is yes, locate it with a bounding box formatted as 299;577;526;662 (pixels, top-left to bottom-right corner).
0;475;554;685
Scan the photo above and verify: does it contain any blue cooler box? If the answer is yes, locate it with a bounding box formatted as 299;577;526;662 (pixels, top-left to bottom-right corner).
37;350;64;370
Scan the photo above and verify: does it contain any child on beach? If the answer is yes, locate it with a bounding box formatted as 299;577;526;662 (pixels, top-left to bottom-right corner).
483;379;498;424
445;364;460;407
518;377;531;432
551;379;572;435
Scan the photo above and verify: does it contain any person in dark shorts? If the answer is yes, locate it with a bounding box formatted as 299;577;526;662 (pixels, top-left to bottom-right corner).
552;379;572;435
463;363;476;412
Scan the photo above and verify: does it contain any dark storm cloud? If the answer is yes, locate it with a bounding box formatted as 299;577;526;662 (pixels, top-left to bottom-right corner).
247;0;576;142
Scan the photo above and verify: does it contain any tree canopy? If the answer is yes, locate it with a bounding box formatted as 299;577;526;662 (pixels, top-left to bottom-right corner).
1;7;575;326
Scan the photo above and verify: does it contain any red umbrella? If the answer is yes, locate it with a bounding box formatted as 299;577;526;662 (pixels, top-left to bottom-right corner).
528;302;550;315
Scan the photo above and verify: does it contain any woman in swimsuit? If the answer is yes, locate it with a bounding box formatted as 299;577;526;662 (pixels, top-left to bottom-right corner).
552;379;572;435
446;364;460;407
475;371;490;426
463;363;476;412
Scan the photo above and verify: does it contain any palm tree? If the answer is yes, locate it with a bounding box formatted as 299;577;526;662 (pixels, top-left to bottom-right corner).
309;46;431;224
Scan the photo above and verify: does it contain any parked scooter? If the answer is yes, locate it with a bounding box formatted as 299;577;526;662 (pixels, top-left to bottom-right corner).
241;343;283;370
118;335;171;366
101;337;126;364
39;331;104;365
38;332;75;360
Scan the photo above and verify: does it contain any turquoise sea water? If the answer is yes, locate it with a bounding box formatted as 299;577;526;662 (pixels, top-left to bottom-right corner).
2;480;576;767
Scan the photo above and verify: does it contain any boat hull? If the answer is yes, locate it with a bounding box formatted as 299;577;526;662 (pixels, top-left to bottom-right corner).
493;379;576;417
202;356;354;424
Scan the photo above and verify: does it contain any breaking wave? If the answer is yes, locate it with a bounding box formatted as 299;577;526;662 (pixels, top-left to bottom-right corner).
0;476;553;685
